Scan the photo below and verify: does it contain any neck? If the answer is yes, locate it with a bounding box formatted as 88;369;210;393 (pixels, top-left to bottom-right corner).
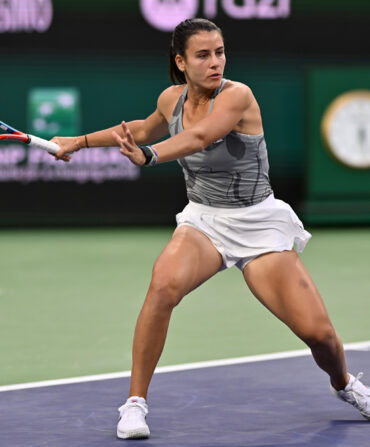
186;83;215;106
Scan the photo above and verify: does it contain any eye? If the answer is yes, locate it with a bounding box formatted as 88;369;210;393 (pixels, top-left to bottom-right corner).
198;53;208;59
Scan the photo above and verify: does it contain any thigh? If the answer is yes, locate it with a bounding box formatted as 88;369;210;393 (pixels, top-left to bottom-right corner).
151;225;223;300
242;250;332;338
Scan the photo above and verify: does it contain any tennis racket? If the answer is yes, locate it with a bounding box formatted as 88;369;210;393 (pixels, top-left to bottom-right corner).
0;120;61;155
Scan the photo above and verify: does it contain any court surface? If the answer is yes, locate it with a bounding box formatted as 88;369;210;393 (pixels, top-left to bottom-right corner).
1;344;370;447
1;227;370;446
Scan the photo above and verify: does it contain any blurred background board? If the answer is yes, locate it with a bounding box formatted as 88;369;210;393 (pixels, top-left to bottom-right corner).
304;67;370;224
0;0;369;225
1;0;370;55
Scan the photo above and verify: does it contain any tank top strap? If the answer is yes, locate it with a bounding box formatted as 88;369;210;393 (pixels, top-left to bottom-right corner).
170;86;187;123
169;85;188;135
208;78;227;112
176;86;188;112
182;85;189;99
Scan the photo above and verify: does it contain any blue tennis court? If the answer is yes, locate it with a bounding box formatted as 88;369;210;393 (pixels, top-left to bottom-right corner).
1;345;369;447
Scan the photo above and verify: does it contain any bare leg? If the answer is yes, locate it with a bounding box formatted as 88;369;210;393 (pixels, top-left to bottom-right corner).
129;226;223;398
243;250;348;390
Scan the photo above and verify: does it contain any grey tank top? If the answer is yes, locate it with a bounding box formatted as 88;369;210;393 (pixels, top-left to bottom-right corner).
169;79;273;208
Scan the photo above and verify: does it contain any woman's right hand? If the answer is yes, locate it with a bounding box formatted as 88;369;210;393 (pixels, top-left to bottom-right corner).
51;136;83;162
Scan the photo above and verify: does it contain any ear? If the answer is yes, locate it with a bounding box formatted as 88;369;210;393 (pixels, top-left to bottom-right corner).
175;54;185;73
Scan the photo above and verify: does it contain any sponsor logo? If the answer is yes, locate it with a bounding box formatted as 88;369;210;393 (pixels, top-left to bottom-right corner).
140;0;290;31
140;0;198;32
0;0;53;33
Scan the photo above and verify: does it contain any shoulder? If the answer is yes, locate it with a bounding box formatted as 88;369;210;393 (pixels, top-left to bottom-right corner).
157;85;187;122
217;80;254;107
223;80;252;93
157;84;186;112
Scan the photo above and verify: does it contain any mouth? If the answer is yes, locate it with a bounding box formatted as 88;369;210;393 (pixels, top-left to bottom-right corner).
209;73;221;79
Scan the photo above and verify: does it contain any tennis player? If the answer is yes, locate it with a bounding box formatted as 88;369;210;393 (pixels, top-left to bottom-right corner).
52;18;370;440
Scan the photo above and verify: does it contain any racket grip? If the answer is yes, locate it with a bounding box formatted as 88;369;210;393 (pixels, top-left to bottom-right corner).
28;135;61;155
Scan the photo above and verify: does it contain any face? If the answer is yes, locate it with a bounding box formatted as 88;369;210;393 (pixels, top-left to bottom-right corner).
176;30;226;89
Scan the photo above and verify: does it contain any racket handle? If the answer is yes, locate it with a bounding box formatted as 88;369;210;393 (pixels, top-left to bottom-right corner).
28;134;61;155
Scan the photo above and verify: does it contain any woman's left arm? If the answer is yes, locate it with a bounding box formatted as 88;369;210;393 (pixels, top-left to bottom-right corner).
156;83;252;162
114;83;253;166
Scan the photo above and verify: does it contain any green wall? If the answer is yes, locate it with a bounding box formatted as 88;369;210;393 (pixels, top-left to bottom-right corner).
304;67;370;224
3;52;370;225
1;53;304;181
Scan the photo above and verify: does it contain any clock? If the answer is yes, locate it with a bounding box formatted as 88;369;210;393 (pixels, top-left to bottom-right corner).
321;90;370;169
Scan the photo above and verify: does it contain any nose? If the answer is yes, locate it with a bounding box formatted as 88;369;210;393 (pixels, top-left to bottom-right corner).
210;53;220;68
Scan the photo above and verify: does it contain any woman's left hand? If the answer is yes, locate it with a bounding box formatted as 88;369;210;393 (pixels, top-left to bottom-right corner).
112;121;146;166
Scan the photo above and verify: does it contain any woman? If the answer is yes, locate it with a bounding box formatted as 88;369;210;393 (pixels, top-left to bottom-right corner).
53;18;370;440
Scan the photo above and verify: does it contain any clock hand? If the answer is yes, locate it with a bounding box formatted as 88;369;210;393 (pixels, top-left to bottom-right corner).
358;127;366;144
358;126;367;155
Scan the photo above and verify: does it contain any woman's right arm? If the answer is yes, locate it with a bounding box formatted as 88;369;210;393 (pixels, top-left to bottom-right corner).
80;109;169;148
52;99;170;160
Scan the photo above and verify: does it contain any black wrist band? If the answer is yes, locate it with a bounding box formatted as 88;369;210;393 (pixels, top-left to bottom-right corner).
139;145;158;166
139;145;153;165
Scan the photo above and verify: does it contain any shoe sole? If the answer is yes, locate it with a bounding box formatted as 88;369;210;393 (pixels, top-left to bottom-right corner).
359;412;370;421
117;428;150;440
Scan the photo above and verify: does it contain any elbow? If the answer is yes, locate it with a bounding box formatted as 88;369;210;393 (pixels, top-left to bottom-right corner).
137;127;148;145
190;129;208;153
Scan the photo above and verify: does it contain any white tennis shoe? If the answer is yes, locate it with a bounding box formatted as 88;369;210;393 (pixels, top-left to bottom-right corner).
331;372;370;420
117;396;150;439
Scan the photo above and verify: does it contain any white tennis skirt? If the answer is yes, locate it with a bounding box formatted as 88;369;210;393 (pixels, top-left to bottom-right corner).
176;194;312;271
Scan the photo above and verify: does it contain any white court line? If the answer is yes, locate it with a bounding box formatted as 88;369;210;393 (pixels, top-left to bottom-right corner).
1;340;369;393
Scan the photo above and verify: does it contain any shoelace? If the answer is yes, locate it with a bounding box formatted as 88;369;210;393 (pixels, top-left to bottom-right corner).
352;372;364;387
118;402;148;419
348;372;370;404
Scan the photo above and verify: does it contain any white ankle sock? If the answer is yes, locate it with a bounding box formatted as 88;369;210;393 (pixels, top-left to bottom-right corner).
126;396;147;405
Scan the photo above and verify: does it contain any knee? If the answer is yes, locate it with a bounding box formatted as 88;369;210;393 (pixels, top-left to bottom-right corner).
146;269;184;311
299;323;337;349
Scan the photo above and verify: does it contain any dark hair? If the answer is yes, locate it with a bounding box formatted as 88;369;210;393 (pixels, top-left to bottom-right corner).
169;18;223;85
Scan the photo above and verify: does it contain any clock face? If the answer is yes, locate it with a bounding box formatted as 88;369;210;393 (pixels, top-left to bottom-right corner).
321;90;370;169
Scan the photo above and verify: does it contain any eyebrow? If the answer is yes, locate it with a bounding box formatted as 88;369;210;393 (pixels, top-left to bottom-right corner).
195;46;224;54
